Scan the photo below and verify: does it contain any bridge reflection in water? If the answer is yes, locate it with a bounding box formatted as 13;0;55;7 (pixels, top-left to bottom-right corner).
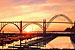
0;32;74;49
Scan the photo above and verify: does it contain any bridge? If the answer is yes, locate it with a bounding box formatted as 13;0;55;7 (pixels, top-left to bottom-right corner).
0;14;75;49
0;14;74;33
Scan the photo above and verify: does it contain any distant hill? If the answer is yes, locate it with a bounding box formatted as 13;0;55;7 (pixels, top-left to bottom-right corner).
64;25;75;32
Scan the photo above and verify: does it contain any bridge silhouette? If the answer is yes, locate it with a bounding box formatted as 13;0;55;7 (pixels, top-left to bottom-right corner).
0;14;75;49
0;14;74;33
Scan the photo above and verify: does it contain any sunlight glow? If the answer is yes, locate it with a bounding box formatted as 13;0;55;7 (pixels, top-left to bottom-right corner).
26;29;32;32
24;25;33;33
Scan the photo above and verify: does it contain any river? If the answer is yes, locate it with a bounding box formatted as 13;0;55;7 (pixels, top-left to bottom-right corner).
0;36;74;49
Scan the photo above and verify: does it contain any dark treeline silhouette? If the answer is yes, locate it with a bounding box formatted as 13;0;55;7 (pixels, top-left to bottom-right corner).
65;22;75;32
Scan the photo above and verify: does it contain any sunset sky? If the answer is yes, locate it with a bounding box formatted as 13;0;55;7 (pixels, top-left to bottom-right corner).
0;0;75;32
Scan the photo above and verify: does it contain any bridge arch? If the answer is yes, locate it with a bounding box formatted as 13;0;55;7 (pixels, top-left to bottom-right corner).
22;23;43;31
0;23;20;32
47;14;73;28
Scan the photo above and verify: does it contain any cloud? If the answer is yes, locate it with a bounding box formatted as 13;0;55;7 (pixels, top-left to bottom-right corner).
13;0;23;2
0;0;75;21
27;0;46;4
67;0;75;2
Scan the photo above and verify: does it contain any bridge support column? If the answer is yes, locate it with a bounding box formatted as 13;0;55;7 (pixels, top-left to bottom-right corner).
0;23;2;32
20;21;22;47
43;19;46;37
20;21;22;34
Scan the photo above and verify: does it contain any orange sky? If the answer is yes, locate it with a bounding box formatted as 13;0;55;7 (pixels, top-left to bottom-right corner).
0;0;75;32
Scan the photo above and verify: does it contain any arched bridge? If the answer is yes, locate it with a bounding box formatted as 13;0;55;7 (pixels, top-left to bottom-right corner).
0;14;74;33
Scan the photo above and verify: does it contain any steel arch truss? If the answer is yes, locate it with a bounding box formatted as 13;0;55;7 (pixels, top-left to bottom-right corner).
22;23;43;31
47;14;73;28
0;23;20;32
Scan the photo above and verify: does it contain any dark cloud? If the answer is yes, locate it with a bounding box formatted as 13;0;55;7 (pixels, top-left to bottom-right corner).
67;0;75;2
13;0;23;2
28;0;46;4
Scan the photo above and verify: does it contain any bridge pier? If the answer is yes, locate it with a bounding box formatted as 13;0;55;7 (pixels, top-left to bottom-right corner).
20;21;22;47
43;19;46;37
20;21;22;34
